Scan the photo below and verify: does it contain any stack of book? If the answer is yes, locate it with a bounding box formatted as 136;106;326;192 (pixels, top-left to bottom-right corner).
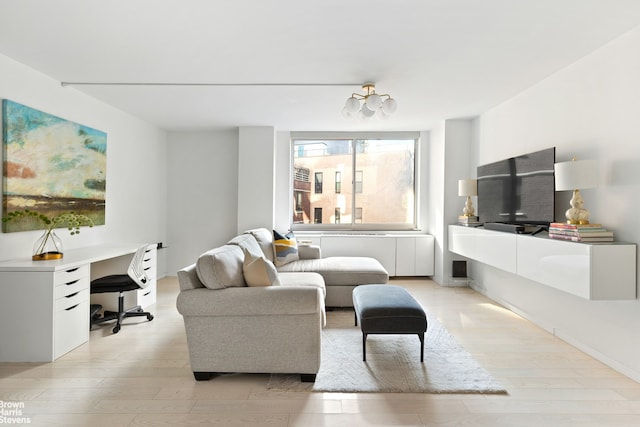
548;223;614;242
458;216;481;227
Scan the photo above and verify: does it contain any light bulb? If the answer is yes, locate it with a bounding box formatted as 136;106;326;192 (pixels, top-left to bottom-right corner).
344;97;360;113
381;98;397;115
365;93;382;110
361;104;376;118
342;107;355;119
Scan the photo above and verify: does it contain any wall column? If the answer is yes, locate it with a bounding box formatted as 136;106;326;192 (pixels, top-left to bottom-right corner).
238;126;276;233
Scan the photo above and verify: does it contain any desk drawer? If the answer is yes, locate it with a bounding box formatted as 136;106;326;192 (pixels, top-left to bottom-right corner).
55;277;89;299
54;265;89;286
137;285;156;308
54;299;89;359
55;288;89;312
142;249;157;279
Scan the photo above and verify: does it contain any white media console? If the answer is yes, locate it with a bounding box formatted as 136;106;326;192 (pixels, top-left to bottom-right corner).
448;225;637;300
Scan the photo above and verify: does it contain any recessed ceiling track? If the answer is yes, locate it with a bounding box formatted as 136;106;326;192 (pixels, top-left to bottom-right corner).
60;82;362;87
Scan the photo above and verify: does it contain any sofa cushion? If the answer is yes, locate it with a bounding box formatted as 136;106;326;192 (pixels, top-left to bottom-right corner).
196;245;246;290
278;272;327;326
276;256;389;286
273;230;299;266
243;249;281;287
245;228;275;261
278;272;326;298
228;233;264;259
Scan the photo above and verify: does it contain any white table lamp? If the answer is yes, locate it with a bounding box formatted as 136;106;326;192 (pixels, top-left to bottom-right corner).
554;158;597;224
458;179;477;217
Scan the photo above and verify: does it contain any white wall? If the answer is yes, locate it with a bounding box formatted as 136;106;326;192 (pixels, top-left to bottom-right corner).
442;120;474;285
169;128;438;275
0;54;168;268
427;123;446;284
417;131;430;234
274;131;292;232
426;120;475;286
237;127;276;233
471;26;640;380
166;130;239;274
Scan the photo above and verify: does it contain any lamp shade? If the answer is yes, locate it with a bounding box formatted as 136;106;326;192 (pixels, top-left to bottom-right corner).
554;159;597;191
382;98;397;114
458;179;477;197
344;97;360;113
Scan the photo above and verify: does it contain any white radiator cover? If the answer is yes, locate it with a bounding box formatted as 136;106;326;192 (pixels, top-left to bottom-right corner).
295;234;435;277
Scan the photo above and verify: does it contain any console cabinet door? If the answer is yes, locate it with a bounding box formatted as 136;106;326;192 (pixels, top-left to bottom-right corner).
449;226;516;274
517;235;636;300
396;236;435;276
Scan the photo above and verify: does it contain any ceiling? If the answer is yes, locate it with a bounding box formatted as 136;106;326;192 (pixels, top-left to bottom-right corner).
1;0;640;132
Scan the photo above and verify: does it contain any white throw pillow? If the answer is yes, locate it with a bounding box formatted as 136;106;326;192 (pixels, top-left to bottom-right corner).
242;249;281;287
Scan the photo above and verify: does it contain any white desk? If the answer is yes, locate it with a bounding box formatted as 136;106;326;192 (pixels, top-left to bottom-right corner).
0;244;157;362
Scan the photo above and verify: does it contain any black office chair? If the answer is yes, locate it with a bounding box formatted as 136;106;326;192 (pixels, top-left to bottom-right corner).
90;244;154;333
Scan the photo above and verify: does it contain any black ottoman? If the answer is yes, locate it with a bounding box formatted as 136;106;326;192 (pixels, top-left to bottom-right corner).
352;284;427;362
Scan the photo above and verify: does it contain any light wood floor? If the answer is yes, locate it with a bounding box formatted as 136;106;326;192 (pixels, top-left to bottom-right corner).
1;277;640;426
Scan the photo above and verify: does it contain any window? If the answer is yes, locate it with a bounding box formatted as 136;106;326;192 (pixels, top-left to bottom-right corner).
355;170;363;193
291;133;418;230
292;166;310;223
295;192;302;212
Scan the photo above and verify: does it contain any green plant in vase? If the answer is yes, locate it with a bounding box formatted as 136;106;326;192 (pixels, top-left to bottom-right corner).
2;210;94;260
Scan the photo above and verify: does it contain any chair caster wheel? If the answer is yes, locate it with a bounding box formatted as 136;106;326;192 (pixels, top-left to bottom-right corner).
112;325;121;333
147;314;154;321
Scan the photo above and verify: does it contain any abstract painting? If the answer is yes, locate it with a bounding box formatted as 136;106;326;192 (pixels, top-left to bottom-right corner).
2;99;107;232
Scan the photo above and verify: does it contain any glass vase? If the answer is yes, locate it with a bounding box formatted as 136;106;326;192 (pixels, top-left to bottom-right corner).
33;230;63;260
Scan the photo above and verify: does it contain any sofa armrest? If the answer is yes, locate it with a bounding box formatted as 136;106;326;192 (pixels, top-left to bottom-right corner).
298;244;321;259
176;285;323;317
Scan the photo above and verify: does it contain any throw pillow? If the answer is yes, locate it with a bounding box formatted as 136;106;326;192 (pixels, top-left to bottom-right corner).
242;249;281;287
245;228;275;261
196;245;246;289
273;230;299;266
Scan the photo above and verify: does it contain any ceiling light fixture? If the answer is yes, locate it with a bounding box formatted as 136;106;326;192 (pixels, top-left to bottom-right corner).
342;82;397;120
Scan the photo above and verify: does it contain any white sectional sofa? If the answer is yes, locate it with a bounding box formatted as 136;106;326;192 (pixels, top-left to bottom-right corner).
176;228;389;382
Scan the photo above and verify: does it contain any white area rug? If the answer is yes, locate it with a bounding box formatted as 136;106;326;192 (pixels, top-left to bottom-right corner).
268;310;506;393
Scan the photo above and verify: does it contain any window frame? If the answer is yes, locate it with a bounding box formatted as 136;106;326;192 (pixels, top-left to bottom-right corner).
355;170;363;194
290;131;420;232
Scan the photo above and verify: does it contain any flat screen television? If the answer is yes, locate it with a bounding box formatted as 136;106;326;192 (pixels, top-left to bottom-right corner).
477;147;555;226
